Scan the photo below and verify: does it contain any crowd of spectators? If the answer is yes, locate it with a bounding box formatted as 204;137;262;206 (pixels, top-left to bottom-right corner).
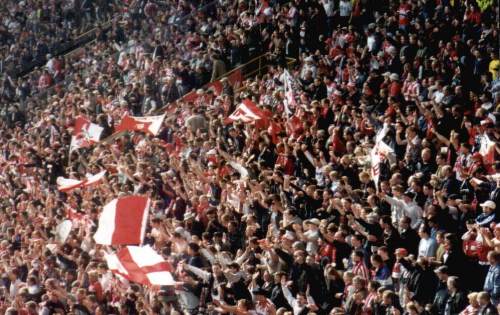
0;0;499;314
0;0;126;80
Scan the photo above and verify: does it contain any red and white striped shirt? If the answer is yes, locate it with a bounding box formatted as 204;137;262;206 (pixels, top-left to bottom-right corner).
402;80;420;101
351;261;371;281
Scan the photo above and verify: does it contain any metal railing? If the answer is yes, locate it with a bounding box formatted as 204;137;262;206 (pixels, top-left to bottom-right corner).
215;53;297;82
154;53;297;114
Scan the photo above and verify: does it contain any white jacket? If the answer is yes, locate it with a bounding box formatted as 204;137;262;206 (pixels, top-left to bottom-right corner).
384;195;423;230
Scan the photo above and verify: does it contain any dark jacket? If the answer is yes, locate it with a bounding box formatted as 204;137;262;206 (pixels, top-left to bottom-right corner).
432;281;449;315
478;303;498;315
400;228;420;256
444;291;468;315
400;258;438;305
443;250;469;281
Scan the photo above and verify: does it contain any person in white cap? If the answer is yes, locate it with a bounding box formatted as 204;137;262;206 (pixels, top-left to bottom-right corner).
476;200;497;227
389;73;400;81
300;56;317;80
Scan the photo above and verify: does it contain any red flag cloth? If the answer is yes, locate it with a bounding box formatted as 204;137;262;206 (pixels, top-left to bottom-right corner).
94;196;150;245
227;69;243;87
206;80;223;95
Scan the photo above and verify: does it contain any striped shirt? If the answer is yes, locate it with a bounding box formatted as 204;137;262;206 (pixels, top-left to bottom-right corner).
402;80;420;101
351;261;371;281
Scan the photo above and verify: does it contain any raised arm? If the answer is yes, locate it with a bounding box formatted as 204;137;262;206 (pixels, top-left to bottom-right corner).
430;128;450;146
281;280;296;308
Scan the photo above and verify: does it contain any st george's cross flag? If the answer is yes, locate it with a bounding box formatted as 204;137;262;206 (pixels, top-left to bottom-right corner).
105;245;175;286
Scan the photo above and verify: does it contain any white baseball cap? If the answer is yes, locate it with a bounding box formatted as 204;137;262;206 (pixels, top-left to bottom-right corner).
480;200;496;210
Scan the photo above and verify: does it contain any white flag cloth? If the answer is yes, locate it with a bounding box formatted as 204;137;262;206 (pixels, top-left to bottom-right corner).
228;161;249;179
55;220;73;243
56;170;106;192
105;245;175;286
370;146;382;188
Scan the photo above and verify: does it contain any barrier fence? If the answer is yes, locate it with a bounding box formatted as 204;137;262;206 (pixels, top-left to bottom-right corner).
155;53;297;114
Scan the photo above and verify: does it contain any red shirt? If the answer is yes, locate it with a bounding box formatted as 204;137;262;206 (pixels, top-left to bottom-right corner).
275;153;294;175
330;135;346;156
389;81;402;97
398;4;411;26
465;11;481;25
318;242;335;262
463;237;490;263
268;121;282;144
89;280;104;302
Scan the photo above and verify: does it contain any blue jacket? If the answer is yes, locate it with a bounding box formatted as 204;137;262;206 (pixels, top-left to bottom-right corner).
484;264;500;304
475;212;496;227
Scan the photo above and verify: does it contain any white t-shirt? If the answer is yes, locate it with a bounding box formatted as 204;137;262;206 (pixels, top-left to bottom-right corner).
322;0;335;17
304;229;320;255
418;237;437;258
339;0;352;17
367;35;376;52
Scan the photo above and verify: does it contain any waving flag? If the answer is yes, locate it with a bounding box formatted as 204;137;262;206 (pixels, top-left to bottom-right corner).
105;246;175;286
70;116;103;151
57;170;107;192
206;80;223;95
226;99;265;123
94;196;150;245
115;114;166;136
371;125;395;189
227;69;243;88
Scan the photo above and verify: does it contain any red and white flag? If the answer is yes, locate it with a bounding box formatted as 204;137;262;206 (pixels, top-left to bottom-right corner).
105;245;175;286
115;114;166;136
57;170;107;192
70;116;104;151
479;134;496;165
371;126;394;189
226;99;265;123
94;196;150;245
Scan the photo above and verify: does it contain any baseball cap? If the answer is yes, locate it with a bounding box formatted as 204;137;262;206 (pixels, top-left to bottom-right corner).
480;200;496;210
